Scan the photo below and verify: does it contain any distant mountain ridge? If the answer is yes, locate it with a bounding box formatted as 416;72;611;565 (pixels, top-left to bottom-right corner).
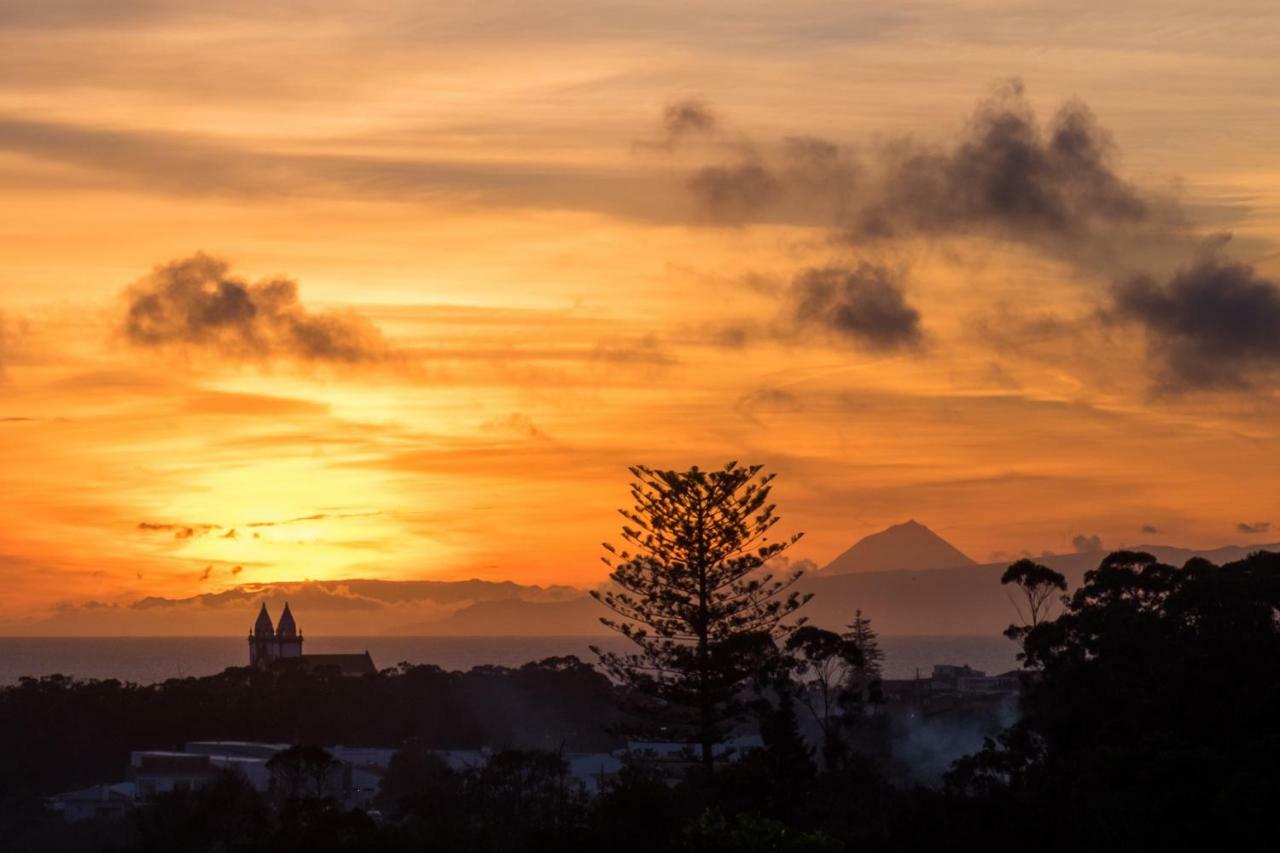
820;520;976;574
12;527;1279;638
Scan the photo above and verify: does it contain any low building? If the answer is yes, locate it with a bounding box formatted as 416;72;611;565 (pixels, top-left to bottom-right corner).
45;782;135;822
130;751;221;797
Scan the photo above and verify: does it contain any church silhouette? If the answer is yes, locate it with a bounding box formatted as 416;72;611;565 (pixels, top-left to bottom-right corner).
248;603;376;676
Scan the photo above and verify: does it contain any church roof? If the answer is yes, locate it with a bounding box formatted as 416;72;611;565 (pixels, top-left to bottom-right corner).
276;602;298;637
253;603;274;637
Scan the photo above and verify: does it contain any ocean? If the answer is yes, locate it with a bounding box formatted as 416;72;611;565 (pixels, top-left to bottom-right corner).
0;635;1018;686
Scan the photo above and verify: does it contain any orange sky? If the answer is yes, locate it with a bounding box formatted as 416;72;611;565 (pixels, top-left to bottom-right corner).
2;0;1280;628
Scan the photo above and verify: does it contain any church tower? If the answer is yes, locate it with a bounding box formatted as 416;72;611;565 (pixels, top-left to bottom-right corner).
274;602;304;659
249;603;275;666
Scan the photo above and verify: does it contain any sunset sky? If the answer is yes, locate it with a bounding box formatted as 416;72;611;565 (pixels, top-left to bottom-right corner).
3;0;1280;629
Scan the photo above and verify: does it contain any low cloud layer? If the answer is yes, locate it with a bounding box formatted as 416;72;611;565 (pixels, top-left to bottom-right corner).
1237;521;1271;535
1110;248;1280;390
122;254;390;363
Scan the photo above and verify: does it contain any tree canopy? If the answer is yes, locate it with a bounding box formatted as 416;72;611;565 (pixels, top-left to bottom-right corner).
592;462;810;771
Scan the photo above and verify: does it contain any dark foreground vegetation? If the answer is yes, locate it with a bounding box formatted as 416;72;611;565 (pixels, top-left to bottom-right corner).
3;548;1277;852
0;656;623;814
3;466;1278;851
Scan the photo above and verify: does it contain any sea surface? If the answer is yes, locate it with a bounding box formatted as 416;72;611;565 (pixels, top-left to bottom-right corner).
0;635;1018;686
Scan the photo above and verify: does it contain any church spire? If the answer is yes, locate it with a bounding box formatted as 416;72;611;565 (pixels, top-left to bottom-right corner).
253;602;274;637
276;602;298;638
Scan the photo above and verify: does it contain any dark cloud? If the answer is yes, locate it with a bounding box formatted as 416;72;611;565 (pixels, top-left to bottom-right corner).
674;83;1175;362
137;521;217;540
780;136;860;216
701;263;924;353
590;334;675;366
1109;247;1280;390
121;254;390;363
786;264;922;351
1141;524;1161;534
735;387;804;422
853;81;1150;261
138;511;377;540
687;161;782;224
684;135;859;225
0;311;29;379
480;413;548;441
662;98;717;142
677;82;1167;265
1237;522;1271;535
1072;533;1103;553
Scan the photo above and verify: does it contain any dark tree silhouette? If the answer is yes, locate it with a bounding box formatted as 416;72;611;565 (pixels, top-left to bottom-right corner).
999;558;1067;641
679;810;842;853
844;610;883;704
784;627;862;770
591;462;810;772
267;744;342;802
949;550;1280;849
783;611;883;770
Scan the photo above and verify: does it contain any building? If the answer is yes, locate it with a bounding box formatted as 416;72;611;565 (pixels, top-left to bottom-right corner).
45;782;135;822
248;603;377;675
248;602;303;666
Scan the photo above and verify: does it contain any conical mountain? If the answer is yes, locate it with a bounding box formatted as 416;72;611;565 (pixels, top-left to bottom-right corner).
821;520;976;574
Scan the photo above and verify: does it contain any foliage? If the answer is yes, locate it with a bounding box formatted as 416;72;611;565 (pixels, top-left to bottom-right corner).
267;745;342;802
592;462;810;770
12;548;1280;852
998;558;1067;643
679;811;843;853
950;550;1280;849
783;611;883;770
0;656;622;814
